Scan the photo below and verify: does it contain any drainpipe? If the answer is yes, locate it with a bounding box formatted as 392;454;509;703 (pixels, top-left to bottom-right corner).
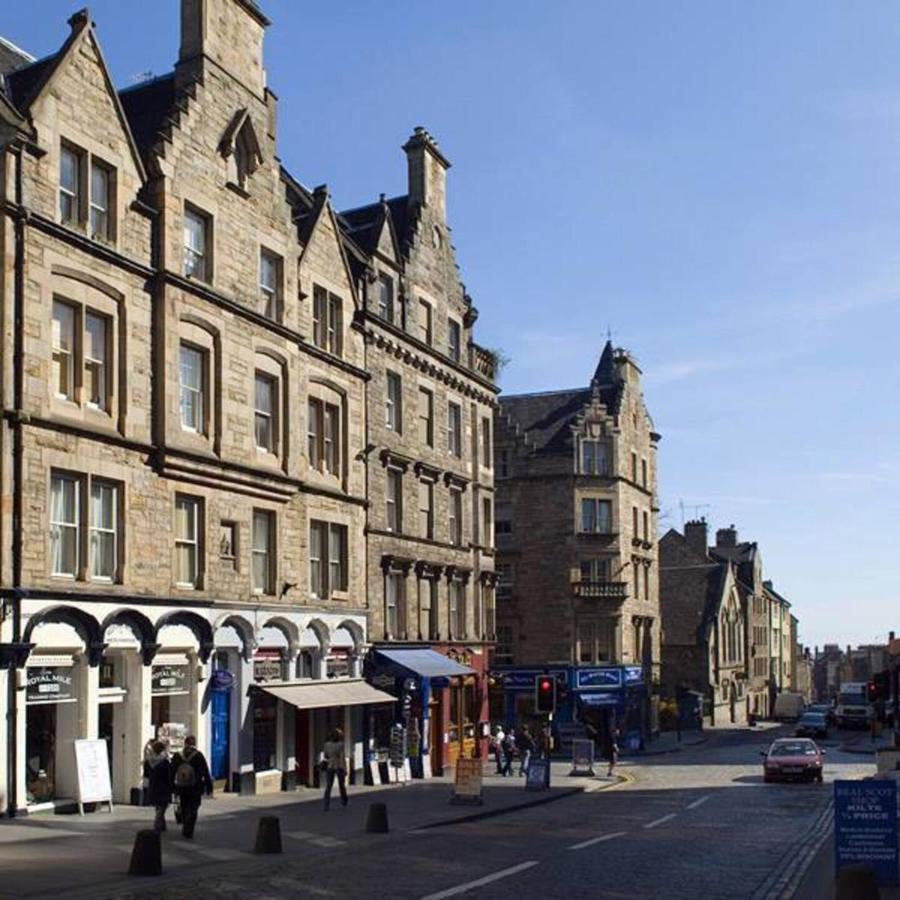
6;141;26;817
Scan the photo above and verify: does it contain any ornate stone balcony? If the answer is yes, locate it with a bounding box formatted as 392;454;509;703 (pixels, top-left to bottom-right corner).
471;343;497;382
573;580;628;601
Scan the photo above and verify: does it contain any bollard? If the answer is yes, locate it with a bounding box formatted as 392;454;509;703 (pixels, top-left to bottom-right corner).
128;829;162;877
253;815;283;854
834;864;880;900
365;801;389;834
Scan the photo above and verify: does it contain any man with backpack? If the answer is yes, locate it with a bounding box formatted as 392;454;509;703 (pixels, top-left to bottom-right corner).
170;735;213;839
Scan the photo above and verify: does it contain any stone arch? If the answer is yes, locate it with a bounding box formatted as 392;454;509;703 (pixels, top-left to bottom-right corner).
101;608;156;664
261;615;299;652
213;613;256;661
24;605;103;663
154;610;214;662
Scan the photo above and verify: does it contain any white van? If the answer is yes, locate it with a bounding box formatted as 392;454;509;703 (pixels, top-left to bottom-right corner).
773;692;806;722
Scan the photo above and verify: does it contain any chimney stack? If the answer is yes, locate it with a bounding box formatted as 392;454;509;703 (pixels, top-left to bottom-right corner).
684;519;708;556
716;525;738;549
403;127;451;221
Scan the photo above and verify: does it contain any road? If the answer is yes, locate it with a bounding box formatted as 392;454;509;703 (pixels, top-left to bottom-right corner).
86;725;872;900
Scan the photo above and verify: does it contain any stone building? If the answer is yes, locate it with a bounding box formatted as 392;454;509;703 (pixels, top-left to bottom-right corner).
343;131;499;775
491;344;659;747
659;521;748;725
0;0;499;813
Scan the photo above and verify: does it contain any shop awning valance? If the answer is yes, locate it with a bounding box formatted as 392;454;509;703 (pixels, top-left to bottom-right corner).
373;648;475;679
257;679;395;710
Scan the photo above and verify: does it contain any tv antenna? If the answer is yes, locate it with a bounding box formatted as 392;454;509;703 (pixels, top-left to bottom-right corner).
678;499;711;529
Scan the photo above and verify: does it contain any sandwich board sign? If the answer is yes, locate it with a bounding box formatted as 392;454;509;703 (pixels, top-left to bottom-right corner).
571;739;596;776
451;758;483;805
834;779;898;887
526;757;551;791
74;739;113;815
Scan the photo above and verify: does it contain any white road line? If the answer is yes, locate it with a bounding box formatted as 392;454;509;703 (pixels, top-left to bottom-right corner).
191;847;245;861
643;813;677;829
568;831;627;850
686;795;711;810
420;861;539;900
309;836;346;847
284;830;318;840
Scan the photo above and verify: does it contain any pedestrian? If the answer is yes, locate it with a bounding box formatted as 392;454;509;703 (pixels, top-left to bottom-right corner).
492;724;505;774
517;725;536;777
143;740;171;832
603;729;619;778
170;735;213;839
500;730;517;776
322;728;348;810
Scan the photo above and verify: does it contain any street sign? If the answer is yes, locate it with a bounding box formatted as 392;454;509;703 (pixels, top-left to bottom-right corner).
526;757;551;791
571;739;595;776
834;779;898;887
451;758;484;805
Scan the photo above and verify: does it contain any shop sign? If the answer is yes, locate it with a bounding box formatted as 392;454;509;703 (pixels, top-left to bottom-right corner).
151;665;188;695
26;666;74;704
571;739;596;776
370;673;396;691
253;655;283;684
624;666;644;685
210;670;234;692
450;758;483;805
526;757;551;791
834;780;898;886
157;722;187;752
497;669;568;691
577;668;622;689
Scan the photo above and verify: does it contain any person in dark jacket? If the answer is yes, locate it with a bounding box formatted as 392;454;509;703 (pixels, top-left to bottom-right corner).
516;726;537;776
143;741;171;832
170;735;213;839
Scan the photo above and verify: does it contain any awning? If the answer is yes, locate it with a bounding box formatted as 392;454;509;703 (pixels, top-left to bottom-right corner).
257;679;395;711
373;648;475;679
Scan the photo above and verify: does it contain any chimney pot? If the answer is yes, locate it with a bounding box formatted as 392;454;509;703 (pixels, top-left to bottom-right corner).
683;519;708;556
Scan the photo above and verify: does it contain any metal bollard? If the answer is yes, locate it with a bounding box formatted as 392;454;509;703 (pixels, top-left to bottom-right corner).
128;829;162;876
253;815;283;854
365;801;389;833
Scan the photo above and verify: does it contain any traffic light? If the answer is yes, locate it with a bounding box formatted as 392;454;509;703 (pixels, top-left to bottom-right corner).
867;681;878;702
535;674;556;714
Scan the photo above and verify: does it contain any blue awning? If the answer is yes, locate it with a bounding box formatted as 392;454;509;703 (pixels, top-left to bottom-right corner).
373;648;475;679
578;692;620;707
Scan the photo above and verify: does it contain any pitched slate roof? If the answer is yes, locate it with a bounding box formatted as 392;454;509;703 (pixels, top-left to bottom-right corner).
339;196;410;256
3;52;60;110
118;73;176;157
500;342;626;453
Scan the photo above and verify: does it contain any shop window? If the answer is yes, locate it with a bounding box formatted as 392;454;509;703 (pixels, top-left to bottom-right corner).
309;520;347;598
259;249;281;321
184;205;212;281
252;509;276;594
385;467;403;532
253;692;278;772
175;494;203;588
385;371;402;432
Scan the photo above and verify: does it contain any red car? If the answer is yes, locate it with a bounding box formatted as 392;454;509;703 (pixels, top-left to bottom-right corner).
761;738;825;783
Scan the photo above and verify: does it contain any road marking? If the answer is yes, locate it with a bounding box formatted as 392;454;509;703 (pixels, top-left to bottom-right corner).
420;861;539;900
284;830;317;840
191;847;245;861
568;831;627;850
686;795;711;810
643;813;677;829
309;836;346;847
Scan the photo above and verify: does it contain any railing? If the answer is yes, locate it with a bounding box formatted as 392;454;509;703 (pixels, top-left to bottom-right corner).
573;580;628;601
471;343;497;382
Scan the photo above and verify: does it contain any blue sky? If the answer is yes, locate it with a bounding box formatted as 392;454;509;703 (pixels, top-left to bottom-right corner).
3;2;898;649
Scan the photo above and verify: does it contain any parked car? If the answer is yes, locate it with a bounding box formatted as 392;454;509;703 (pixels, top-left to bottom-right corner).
795;712;829;739
761;738;825;783
773;692;806;721
806;703;836;727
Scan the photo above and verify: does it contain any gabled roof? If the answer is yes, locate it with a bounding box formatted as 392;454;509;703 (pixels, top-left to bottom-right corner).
4;10;147;183
339;195;410;257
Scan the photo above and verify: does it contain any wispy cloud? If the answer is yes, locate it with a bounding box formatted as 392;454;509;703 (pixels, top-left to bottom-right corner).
816;463;900;488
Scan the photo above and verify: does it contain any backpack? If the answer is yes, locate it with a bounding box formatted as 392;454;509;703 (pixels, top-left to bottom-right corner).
174;760;197;789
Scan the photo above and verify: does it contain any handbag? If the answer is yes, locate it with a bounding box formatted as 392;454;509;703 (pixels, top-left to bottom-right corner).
318;758;328;773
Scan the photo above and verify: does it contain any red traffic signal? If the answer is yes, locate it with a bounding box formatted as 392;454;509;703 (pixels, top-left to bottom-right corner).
535;675;556;714
867;681;879;702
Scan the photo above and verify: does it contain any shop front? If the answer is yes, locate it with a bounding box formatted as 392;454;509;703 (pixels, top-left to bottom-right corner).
364;646;484;778
491;664;649;755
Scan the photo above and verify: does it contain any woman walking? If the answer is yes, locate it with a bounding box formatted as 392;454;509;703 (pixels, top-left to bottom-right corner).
603;728;620;777
143;740;171;832
322;728;348;811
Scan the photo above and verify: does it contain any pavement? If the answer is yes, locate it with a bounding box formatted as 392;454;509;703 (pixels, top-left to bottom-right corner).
0;723;879;900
